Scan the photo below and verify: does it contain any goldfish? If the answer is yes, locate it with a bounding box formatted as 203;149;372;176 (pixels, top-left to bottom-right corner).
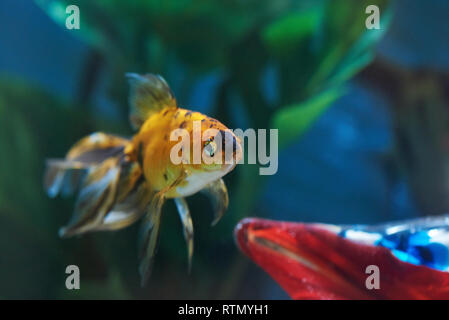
44;73;243;285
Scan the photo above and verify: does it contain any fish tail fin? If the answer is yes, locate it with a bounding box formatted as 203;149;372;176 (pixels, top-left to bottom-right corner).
44;132;151;237
44;159;87;199
44;132;130;198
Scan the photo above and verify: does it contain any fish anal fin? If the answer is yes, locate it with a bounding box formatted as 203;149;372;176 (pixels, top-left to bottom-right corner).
138;171;187;286
138;191;165;287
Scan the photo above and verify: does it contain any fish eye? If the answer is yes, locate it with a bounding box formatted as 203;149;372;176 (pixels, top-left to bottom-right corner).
204;140;216;157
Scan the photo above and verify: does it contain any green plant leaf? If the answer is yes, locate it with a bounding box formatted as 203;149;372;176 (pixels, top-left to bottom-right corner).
328;6;393;87
305;0;391;93
273;88;343;149
261;9;321;56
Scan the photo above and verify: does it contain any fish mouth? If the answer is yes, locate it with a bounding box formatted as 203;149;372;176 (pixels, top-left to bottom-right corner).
235;218;449;300
222;133;243;167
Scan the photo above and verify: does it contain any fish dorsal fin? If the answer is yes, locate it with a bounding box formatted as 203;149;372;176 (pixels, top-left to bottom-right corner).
126;73;177;130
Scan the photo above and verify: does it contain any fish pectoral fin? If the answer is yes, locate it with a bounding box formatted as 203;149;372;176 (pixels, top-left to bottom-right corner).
174;197;194;273
200;178;229;226
138;170;187;286
126;73;177;130
59;157;121;237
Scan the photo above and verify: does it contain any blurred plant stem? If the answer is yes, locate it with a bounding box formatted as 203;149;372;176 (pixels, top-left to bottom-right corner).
75;48;104;133
361;59;449;215
76;49;103;106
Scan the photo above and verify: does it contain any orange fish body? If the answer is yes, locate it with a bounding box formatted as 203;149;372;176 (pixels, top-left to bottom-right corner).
127;107;234;198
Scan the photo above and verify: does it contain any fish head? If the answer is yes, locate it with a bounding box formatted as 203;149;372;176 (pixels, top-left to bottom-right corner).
175;117;242;197
200;125;242;170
